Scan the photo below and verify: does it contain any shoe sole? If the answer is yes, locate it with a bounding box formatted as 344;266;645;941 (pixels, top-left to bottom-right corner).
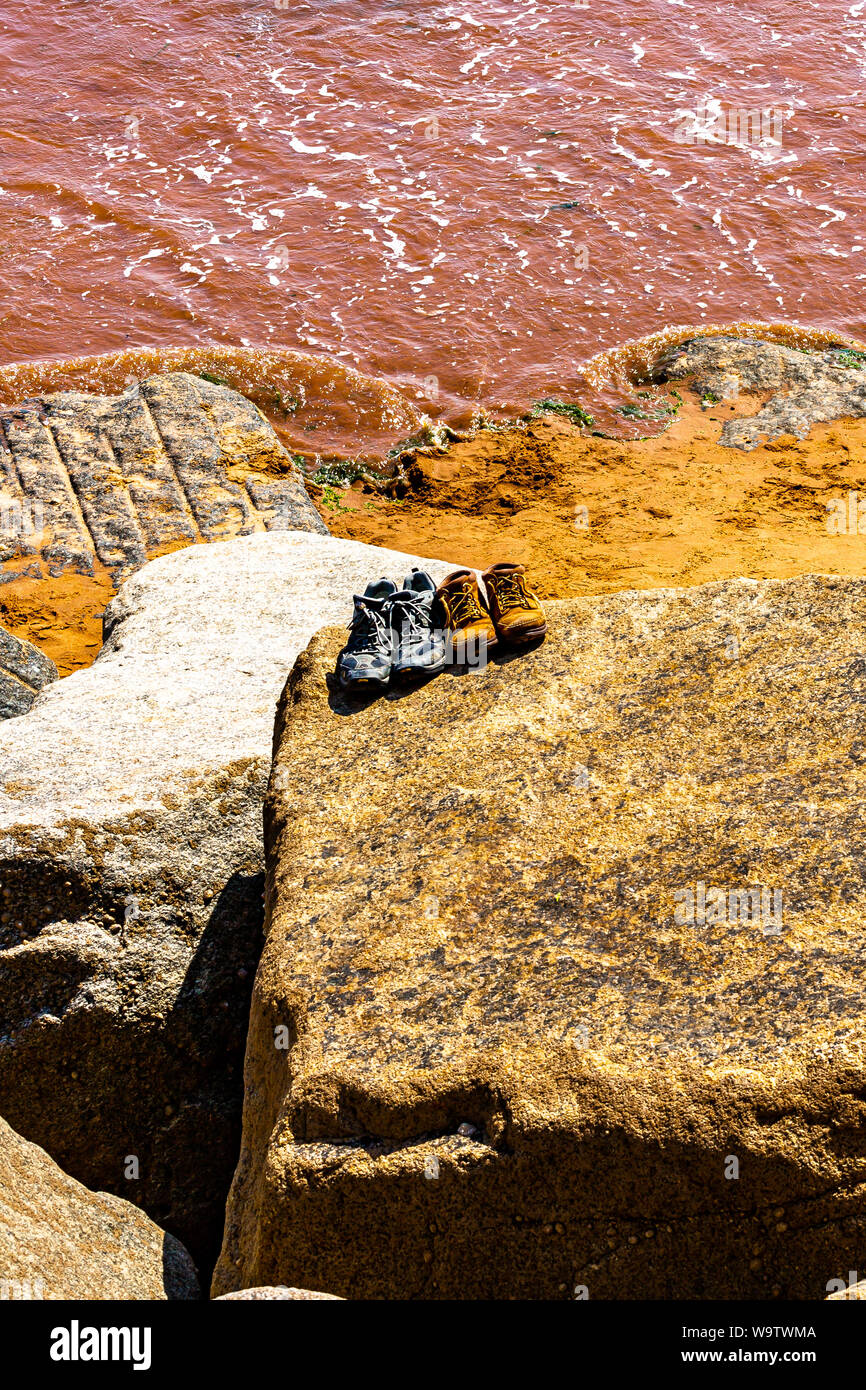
501;624;546;644
448;634;499;664
338;673;391;692
393;660;447;683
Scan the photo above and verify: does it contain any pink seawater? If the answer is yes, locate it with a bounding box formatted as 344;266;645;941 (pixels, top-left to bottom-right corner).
0;0;864;455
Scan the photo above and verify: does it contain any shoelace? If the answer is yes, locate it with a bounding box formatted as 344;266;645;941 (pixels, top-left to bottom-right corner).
491;572;526;608
449;583;485;627
391;595;428;643
346;602;390;653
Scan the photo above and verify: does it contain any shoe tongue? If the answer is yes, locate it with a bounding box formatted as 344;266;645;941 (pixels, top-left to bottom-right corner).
364;578;395;601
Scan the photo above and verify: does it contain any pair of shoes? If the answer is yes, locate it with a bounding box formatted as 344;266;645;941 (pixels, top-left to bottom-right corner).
337;562;547;693
337;569;446;692
436;562;547;662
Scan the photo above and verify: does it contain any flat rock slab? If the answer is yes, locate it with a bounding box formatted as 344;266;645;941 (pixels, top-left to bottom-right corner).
0;623;56;719
656;334;866;449
0;371;326;586
215;573;866;1300
0;1114;199;1299
0;531;469;1274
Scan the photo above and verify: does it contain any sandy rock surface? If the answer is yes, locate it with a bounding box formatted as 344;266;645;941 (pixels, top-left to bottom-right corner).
0;1114;199;1300
215;573;866;1299
0;529;466;1272
657;334;866;448
214;1286;341;1300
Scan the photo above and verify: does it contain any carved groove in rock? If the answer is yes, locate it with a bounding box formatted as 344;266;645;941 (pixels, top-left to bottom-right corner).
0;371;327;586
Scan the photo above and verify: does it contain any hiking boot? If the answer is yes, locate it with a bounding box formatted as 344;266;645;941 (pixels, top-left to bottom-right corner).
390;569;447;682
482;562;547;644
436;568;498;665
336;578;397;691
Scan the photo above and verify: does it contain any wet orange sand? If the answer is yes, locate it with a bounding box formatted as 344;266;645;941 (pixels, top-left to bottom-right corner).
318;397;866;599
6;393;866;677
0;564;116;677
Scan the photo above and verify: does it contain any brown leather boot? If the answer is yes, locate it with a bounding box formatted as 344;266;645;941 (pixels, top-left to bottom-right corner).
436;569;498;664
482;562;547;644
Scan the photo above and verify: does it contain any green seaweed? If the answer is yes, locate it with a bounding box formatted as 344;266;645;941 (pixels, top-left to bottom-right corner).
319;485;350;512
531;398;595;428
313;459;367;488
619;394;680;422
833;348;866;370
198;370;231;387
385;429;432;460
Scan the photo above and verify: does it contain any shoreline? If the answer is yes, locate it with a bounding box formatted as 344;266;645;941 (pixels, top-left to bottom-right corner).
6;329;866;675
1;319;864;471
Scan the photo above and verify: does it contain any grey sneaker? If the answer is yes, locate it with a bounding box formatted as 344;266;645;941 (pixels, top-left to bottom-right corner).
337;579;397;691
390;569;447;682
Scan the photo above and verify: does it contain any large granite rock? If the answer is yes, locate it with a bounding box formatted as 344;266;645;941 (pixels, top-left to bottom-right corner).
0;532;467;1276
0;624;56;718
0;371;325;587
214;573;866;1300
655;334;866;449
0;1114;199;1299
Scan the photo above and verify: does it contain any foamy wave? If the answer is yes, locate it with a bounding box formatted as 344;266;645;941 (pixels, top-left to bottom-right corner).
0;346;423;464
2;322;863;468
